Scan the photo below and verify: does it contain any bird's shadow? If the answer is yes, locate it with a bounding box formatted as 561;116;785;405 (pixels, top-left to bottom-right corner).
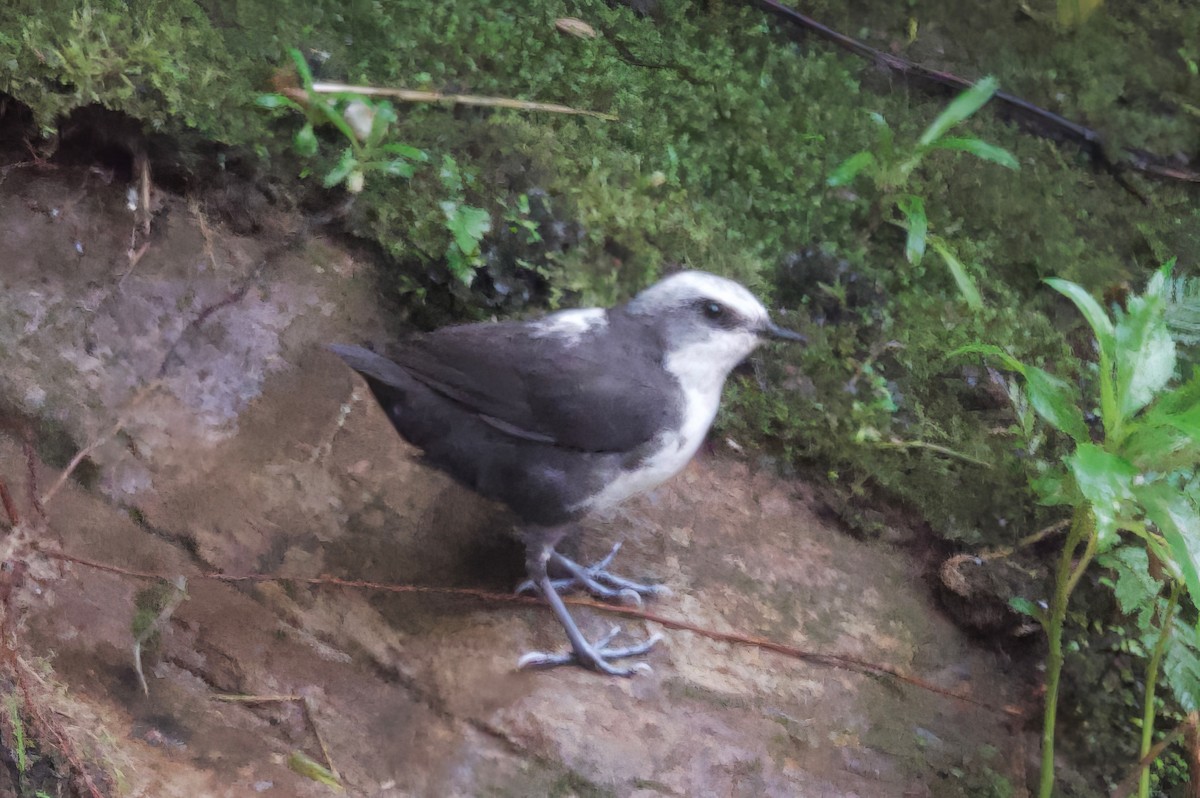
320;481;528;634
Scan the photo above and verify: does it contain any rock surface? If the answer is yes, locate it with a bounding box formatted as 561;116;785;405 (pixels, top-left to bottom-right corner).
0;168;1029;796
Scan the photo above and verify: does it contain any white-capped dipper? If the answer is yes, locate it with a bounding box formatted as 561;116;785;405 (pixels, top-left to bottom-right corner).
331;270;804;675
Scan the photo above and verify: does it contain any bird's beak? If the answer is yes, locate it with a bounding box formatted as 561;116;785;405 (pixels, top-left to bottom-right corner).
761;320;806;344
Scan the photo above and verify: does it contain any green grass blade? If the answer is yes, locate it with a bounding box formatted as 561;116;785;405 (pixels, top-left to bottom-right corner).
927;136;1020;170
897;194;927;264
1045;278;1116;356
287;48;315;91
930;238;984;309
918;76;999;147
827;151;875;187
1023;365;1090;443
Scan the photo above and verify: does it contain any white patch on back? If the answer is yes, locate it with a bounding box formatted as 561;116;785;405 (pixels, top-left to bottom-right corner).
582;330;761;510
533;308;607;345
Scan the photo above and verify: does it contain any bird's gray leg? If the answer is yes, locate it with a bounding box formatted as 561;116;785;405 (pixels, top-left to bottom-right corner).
515;541;671;605
517;536;661;676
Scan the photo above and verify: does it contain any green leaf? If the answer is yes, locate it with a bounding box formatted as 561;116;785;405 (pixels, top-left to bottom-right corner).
287;751;343;791
1120;415;1200;472
1114;288;1176;419
1139;484;1200;609
952;343;1088;442
255;93;303;111
294;123;318;157
322;149;357;188
827;151;876;187
1045;278;1115;361
365;101;398;148
380;142;428;161
897;194;927;265
1098;546;1160;627
948;343;1026;373
869;112;895;162
1120;370;1200;470
373;159;416;178
442;203;492;256
1024;366;1090;443
930;238;983;309
1157;367;1200;419
926;136;1020;170
287;48;315;91
1068;443;1137;549
445;244;475;285
918;76;999;147
1031;470;1074;507
1008;596;1044;623
1164;404;1200;441
1164;627;1200;713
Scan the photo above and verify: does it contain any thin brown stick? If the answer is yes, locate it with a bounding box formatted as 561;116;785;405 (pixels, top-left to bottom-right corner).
308;81;617;121
132;576;187;696
213;693;341;783
982;518;1072;562
1111;713;1198;798
136;151;151;237
0;478;18;527
302;695;341;783
21;437;44;521
873;438;992;468
44;548;1021;717
120;241;151;285
39;381;162;509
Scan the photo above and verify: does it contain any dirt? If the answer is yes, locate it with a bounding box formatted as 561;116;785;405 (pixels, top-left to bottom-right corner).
0;164;1034;796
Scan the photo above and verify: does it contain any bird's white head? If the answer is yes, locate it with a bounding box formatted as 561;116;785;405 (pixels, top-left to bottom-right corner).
624;270;804;392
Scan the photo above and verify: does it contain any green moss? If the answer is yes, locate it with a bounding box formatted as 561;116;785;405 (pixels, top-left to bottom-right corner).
0;0;258;141
546;771;615;798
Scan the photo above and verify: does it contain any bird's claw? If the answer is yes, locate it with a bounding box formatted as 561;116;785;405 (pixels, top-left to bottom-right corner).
515;542;670;602
518;628;663;676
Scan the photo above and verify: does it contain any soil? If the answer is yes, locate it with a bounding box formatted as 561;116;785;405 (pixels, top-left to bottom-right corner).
0;164;1035;796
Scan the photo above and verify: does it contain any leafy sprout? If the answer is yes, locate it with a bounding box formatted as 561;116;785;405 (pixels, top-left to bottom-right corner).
955;260;1200;798
257;48;492;285
829;77;1019;309
255;48;428;194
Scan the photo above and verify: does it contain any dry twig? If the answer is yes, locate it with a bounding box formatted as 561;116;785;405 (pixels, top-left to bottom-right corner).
38;380;162;509
308;80;617;121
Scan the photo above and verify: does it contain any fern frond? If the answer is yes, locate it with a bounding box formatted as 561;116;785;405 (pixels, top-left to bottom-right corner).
1164;274;1200;346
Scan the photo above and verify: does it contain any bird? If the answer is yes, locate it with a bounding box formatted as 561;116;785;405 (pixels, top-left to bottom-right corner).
330;270;805;676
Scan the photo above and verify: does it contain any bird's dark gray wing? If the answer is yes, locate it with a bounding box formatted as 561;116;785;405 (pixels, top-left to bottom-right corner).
331;320;677;453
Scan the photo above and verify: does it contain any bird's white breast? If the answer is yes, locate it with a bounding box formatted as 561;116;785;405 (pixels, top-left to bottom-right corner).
581;340;729;511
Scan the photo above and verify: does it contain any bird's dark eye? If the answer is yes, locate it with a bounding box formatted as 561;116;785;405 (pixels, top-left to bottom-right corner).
702;301;725;320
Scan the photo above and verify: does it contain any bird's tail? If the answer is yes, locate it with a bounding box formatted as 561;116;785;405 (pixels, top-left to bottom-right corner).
327;344;412;389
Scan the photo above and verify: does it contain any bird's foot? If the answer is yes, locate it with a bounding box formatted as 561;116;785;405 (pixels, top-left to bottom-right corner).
515;542;671;607
517;626;663;676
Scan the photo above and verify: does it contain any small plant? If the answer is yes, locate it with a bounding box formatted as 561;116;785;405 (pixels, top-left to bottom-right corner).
438;155;493;285
829;77;1019;309
3;695;51;798
956;261;1200;797
258;49;495;285
5;695;32;785
256;49;428;194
